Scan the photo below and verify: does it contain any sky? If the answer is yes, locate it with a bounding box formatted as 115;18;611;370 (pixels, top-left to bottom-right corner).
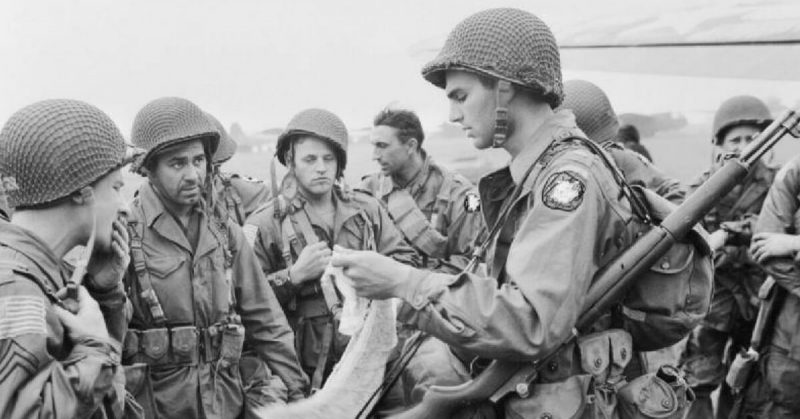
2;0;799;136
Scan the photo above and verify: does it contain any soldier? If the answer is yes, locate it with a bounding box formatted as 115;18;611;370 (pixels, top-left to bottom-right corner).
332;8;677;417
746;152;800;418
123;97;307;418
0;99;133;417
360;107;484;273
617;124;653;163
680;95;777;419
561;79;684;203
244;108;418;390
207;113;271;225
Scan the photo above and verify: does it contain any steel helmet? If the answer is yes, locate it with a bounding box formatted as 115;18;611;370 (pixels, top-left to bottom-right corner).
561;80;619;143
0;99;128;208
421;8;563;108
711;95;772;145
131;97;219;173
276;108;348;175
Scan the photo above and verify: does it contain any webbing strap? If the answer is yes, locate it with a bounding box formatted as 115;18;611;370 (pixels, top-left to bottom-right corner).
310;321;335;392
387;189;447;257
128;221;167;325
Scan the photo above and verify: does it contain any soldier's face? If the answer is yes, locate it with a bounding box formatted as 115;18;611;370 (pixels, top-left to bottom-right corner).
291;136;337;198
370;125;415;176
148;140;207;210
445;71;496;149
91;168;129;252
719;125;760;156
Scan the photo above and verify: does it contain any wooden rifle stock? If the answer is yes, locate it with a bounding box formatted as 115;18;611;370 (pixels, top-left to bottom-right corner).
391;110;800;419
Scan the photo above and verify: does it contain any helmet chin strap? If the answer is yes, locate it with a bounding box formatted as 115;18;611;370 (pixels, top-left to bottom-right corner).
71;187;97;286
492;80;512;148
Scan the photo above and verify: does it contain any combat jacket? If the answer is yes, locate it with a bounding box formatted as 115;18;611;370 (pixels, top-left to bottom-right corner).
603;142;685;203
755;156;800;353
245;187;418;387
360;155;485;273
123;183;307;418
0;220;127;418
689;161;776;330
245;187;419;307
213;172;271;226
396;111;637;372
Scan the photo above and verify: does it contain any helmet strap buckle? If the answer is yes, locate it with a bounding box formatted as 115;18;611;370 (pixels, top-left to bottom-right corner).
493;80;512;148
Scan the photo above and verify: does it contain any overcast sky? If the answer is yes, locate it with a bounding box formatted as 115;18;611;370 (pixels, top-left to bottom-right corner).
2;0;797;135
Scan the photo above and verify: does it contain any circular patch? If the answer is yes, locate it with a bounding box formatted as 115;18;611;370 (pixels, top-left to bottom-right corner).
464;192;481;213
542;171;586;211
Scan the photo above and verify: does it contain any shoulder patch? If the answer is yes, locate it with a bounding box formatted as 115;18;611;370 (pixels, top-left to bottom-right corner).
242;224;259;247
0;296;46;339
464;192;481;213
542;170;586;212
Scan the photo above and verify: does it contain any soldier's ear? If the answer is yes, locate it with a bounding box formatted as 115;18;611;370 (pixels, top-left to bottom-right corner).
71;186;95;205
406;138;419;153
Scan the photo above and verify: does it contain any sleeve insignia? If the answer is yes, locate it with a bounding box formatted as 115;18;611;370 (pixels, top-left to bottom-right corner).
542;171;586;211
464;192;481;213
0;296;46;339
242;224;259;247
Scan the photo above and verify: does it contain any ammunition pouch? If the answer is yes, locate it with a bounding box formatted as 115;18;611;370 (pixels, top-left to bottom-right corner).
505;329;634;419
123;323;242;368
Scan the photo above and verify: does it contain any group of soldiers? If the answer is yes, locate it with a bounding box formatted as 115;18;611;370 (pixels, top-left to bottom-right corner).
1;6;799;419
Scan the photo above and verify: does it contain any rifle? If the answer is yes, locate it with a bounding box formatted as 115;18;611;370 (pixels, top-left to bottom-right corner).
726;275;785;419
390;110;800;419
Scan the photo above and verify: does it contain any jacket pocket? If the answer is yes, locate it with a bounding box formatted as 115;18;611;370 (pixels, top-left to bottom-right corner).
147;256;184;279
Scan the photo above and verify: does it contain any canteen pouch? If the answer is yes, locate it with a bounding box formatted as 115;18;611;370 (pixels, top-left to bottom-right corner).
140;328;169;364
219;322;245;368
170;326;198;364
617;365;694;419
505;374;593;419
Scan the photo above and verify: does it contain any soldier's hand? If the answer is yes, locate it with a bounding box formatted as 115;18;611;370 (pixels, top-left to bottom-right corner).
750;232;800;263
87;217;130;290
331;245;412;300
289;241;332;285
53;285;110;342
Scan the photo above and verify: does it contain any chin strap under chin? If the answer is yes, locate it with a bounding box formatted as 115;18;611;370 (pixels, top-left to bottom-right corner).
492;80;512;148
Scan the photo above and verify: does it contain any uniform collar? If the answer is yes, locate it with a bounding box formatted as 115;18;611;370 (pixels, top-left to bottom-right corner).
379;153;434;198
287;186;362;237
508;110;581;186
137;182;209;254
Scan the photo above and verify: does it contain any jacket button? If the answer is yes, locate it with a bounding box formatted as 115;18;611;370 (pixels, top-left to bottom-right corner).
662;399;673;409
547;361;558;372
541;413;553;419
594;358;602;368
621;348;627;360
661;261;670;269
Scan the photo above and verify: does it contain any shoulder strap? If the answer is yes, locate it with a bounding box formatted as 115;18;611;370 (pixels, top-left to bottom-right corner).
725;175;771;219
0;259;62;305
432;168;455;232
127;219;168;325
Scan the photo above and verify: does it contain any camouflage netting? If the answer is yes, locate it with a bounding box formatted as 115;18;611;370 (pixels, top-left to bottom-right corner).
421;8;563;108
0;99;126;207
208;112;237;164
131;97;219;172
561;79;620;143
276;108;349;171
712;95;772;144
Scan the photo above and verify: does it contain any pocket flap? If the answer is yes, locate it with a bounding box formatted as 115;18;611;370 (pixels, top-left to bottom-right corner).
147;256;184;279
608;329;633;371
578;332;610;379
170;326;197;355
140;328;169;360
